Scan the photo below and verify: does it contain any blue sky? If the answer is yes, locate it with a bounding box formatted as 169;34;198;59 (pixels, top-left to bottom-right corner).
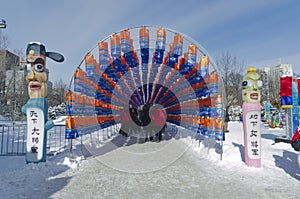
1;0;300;84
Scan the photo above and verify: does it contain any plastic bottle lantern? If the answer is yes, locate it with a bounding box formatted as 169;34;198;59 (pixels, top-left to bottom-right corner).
242;66;263;168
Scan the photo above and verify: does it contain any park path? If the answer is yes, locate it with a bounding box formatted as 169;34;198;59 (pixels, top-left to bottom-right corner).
50;129;271;199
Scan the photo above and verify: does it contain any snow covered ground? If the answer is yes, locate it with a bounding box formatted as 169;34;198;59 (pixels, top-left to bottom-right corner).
0;121;299;199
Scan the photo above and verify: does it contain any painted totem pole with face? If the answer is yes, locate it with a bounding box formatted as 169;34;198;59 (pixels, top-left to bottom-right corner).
242;66;263;168
22;42;64;163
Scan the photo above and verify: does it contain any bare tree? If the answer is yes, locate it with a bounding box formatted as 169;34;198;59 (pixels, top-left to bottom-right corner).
267;76;281;109
48;79;67;107
216;51;245;106
0;31;28;120
258;70;270;103
215;51;245;130
13;48;25;60
0;29;9;115
0;32;9;50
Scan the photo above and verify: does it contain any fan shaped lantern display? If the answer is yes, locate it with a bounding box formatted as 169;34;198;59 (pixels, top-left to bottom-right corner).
65;26;225;143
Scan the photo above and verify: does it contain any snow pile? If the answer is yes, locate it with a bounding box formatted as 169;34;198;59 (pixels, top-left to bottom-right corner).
52;116;66;126
0;121;299;198
58;156;84;169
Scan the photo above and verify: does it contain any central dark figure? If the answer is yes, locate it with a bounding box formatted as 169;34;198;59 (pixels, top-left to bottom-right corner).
119;103;166;142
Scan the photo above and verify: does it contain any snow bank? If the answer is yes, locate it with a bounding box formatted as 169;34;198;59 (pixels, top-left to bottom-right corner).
0;121;299;198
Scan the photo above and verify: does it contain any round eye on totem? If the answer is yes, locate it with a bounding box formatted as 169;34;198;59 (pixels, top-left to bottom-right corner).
257;80;263;88
242;80;252;88
34;63;44;72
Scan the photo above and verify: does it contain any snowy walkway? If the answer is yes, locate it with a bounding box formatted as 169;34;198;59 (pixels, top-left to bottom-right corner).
0;122;299;198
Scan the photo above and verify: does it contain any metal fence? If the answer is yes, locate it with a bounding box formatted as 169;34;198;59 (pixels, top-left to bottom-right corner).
0;123;68;156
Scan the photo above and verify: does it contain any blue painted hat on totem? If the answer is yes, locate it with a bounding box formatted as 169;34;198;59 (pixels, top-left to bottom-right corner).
26;42;64;63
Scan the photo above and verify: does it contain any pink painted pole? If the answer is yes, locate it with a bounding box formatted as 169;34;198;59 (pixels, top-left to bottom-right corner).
242;67;262;168
242;102;261;167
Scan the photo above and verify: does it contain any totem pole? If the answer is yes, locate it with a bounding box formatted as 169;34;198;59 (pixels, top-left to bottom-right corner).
22;42;64;163
242;66;262;168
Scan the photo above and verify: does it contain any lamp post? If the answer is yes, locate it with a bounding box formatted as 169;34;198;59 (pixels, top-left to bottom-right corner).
0;19;6;29
0;19;6;115
0;19;7;46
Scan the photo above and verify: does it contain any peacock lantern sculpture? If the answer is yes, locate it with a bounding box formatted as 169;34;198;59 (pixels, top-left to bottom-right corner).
65;26;225;150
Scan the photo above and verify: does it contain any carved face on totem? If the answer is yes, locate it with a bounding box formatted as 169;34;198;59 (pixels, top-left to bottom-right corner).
242;66;262;103
25;42;64;99
26;43;48;98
